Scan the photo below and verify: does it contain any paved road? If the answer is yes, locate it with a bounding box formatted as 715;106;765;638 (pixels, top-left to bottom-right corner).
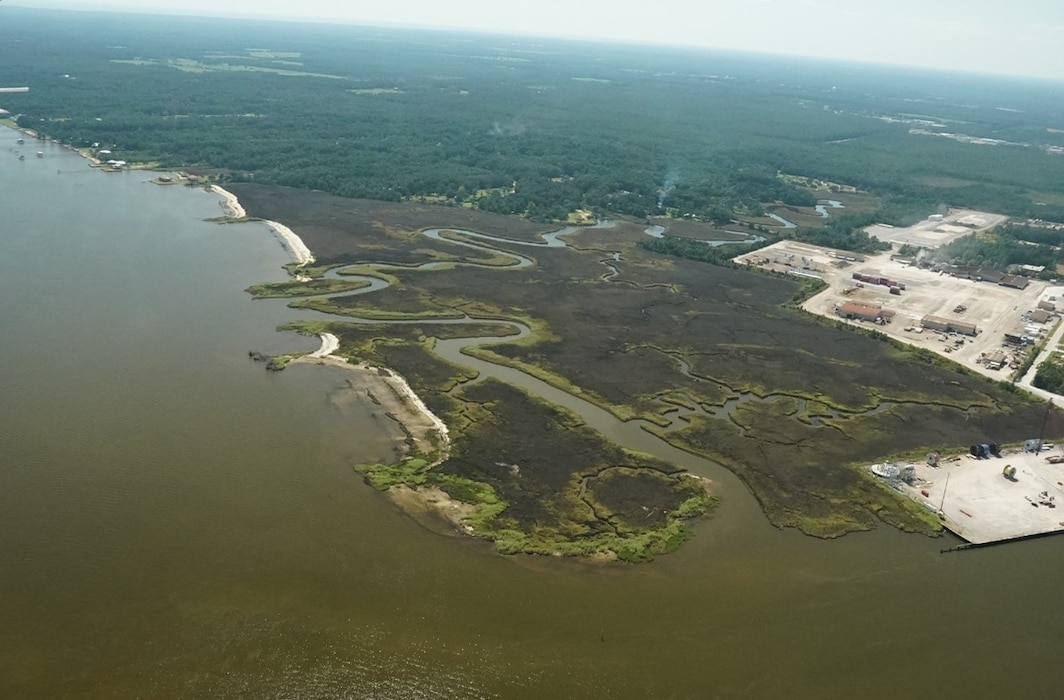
1015;317;1064;403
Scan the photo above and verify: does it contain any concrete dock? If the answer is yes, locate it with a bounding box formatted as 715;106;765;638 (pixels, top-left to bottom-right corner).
877;449;1064;545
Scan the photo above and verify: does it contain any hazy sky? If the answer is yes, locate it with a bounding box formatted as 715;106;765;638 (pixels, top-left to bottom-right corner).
8;0;1064;81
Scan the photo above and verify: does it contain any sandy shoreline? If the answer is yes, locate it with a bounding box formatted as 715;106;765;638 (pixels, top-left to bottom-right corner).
18;130;455;518
211;184;246;218
295;334;450;459
263;219;315;266
11;124;442;465
299;341;466;536
3;124;316;267
210;185;315;266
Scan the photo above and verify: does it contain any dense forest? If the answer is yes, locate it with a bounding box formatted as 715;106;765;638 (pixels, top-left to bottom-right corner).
3;7;1064;229
1034;357;1064;394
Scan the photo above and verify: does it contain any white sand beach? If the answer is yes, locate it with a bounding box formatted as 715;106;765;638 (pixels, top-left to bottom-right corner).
263;219;315;265
211;185;315;265
211;184;246;218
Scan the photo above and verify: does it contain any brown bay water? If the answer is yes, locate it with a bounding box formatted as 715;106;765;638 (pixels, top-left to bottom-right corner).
1;131;1061;699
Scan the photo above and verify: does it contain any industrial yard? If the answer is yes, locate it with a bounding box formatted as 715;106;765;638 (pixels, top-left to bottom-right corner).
735;209;1063;385
869;446;1064;545
736;209;1064;545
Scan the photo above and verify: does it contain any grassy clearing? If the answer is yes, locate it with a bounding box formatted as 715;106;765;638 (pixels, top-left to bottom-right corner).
357;457;432;490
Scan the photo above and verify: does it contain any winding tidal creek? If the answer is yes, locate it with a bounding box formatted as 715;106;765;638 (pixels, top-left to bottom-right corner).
1;131;1061;699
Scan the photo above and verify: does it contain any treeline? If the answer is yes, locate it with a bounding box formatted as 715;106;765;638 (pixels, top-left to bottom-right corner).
4;7;1064;225
1034;358;1064;394
640;210;886;276
793;213;891;254
638;235;774;266
931;225;1064;271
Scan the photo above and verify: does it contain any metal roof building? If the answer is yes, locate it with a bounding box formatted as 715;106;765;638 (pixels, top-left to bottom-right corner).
836;301;883;322
920;315;978;336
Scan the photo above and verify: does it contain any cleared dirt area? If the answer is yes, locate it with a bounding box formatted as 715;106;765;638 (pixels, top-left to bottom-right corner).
865;209;1009;248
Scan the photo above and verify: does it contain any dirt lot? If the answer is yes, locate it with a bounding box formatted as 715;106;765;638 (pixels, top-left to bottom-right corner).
865;209;1009;248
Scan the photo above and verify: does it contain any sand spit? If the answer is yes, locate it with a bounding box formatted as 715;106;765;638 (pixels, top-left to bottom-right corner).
210;185;315;266
295;336;458;530
264;219;315;265
211;184;246;218
306;332;340;359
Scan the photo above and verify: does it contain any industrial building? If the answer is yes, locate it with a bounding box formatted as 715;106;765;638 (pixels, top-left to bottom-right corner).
984;350;1008;370
920;314;978;336
1030;309;1053;324
836;301;883;322
1000;274;1030;290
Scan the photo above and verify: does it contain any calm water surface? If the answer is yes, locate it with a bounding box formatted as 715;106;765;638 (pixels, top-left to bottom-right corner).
1;131;1061;699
